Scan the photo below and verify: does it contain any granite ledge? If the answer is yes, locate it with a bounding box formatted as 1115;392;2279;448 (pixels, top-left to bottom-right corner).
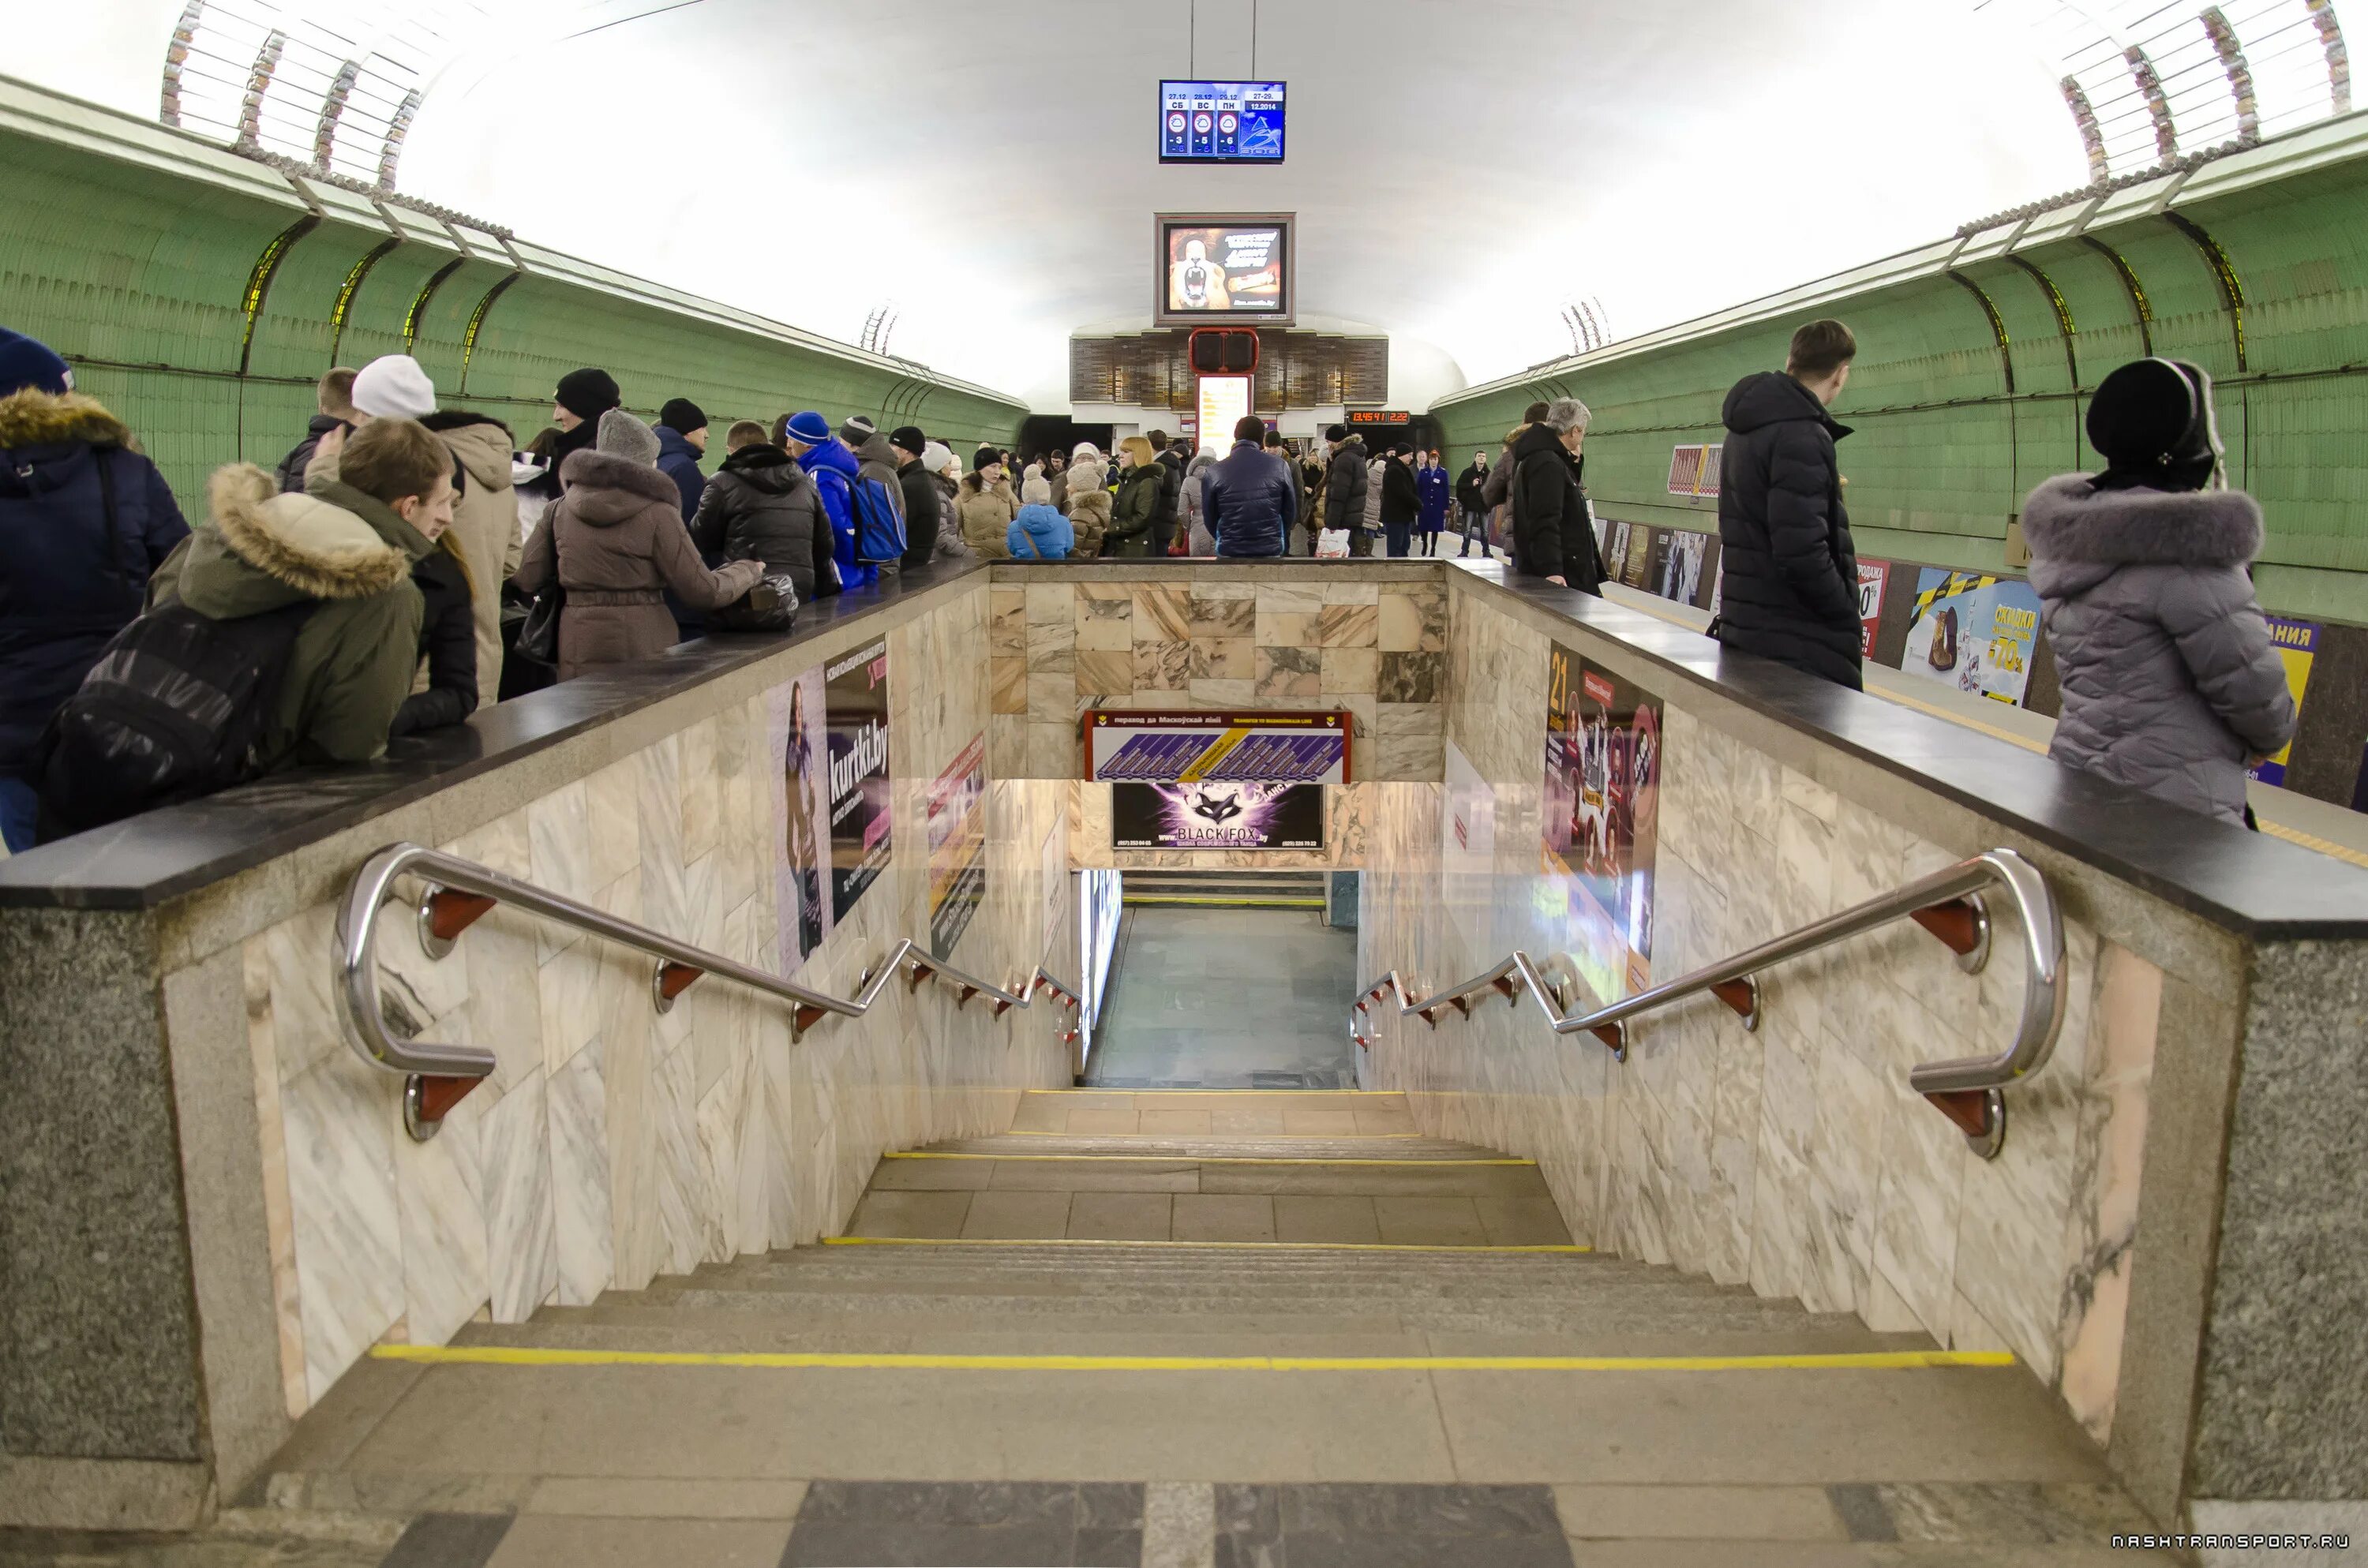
0;560;987;911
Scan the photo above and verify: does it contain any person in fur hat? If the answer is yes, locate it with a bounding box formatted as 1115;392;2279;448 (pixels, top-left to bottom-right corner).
2023;357;2295;826
1064;443;1111;559
0;329;189;850
513;410;762;680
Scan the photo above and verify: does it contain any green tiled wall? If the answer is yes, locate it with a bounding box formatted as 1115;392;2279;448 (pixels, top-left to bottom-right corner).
0;129;1025;515
1439;152;2368;623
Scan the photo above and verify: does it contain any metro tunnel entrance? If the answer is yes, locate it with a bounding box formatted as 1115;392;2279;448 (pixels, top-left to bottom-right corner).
1085;870;1358;1088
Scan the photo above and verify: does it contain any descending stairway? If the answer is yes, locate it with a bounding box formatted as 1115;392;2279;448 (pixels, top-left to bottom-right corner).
245;1090;2147;1564
1118;868;1330;907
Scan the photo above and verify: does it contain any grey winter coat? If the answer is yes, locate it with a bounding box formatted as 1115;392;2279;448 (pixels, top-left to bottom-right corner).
2021;476;2295;825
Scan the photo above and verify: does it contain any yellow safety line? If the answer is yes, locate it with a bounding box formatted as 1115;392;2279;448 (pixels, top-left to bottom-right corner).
821;1236;1587;1253
883;1151;1535;1166
373;1345;2014;1373
2257;818;2368;870
1122;896;1328;908
1025;1088;1404;1096
995;1129;1427;1140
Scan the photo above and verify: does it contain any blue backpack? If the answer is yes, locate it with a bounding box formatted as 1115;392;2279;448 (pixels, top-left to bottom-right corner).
813;467;907;565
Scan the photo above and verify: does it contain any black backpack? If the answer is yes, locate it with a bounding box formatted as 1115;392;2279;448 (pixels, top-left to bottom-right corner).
36;599;317;840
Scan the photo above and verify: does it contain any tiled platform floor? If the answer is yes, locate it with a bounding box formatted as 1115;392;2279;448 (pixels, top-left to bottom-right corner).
0;1479;2168;1566
1085;907;1358;1089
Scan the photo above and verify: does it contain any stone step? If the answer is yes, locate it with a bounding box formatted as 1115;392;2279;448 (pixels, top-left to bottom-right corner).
922;1135;1489;1159
869;1154;1558;1199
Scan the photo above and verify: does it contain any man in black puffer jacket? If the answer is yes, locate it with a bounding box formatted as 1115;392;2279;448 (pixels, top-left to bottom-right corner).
1715;319;1862;689
1508;399;1606;591
1321;427;1369;552
690;424;839;608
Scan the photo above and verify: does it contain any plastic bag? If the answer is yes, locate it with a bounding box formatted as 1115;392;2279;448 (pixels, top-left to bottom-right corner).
1315;528;1351;559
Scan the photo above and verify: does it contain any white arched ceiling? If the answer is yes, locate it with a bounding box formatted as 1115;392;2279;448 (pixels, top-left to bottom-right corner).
19;1;2349;410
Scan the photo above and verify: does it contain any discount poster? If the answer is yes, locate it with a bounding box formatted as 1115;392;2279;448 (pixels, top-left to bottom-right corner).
770;637;894;971
1542;642;1663;1003
1900;569;2043;707
925;733;987;961
1856;560;1890;657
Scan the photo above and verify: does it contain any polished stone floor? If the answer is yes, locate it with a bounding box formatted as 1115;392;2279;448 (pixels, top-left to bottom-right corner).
1085;907;1358;1088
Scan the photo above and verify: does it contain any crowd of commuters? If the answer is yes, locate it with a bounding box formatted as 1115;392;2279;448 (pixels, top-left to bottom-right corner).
0;309;2299;848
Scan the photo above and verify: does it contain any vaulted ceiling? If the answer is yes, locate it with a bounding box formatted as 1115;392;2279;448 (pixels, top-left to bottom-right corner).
28;0;2333;410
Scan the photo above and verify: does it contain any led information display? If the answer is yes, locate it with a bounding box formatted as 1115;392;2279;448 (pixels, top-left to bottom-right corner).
1160;80;1287;163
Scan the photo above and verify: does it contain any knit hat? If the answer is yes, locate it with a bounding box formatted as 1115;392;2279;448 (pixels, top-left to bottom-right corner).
351;354;437;420
921;440;957;475
888;425;927;458
784;410;833;447
556;367;621;421
658;397;706;436
1325;424;1348;443
0;327;73;396
1021;474;1054;506
1070;441;1102;462
973;446;1000;473
597;407;662;468
841;414;879;446
2087;357;2222;493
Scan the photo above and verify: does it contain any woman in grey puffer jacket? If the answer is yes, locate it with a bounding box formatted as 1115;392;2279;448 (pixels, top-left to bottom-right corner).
2021;358;2295;826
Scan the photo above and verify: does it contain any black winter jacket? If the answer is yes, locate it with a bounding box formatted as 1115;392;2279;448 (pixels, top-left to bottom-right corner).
1380;457;1421;526
1456;462;1489;513
897;457;942;569
275;414;347;495
1155;447;1186;524
689;443;839;604
1508;423;1605;591
1323;438;1369;533
391;544;478;737
1714;372;1861;689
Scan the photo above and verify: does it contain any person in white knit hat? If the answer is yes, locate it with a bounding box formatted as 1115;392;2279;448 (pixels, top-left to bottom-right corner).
350;354;437;421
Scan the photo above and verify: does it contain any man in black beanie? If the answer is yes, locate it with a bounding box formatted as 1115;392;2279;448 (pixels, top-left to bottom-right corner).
888;426;940;569
551;369;621;481
655;397;710;522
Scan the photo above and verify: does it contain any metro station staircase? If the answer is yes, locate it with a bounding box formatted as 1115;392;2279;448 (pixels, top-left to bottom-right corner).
249;1090;2146;1562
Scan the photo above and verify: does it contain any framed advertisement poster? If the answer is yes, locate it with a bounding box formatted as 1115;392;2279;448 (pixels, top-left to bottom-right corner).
1901;570;2042;707
1111;780;1325;851
774;638;894;972
1856;560;1890;658
1542;642;1663;1003
2249;616;2321;786
1084;709;1349;784
925;733;987;961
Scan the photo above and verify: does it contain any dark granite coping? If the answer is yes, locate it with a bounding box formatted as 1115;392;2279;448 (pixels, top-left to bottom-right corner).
0;559;992;911
1452;560;2368;942
6;554;2364;941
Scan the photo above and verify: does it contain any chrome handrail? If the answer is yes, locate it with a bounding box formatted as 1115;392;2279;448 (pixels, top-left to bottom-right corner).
1353;849;2065;1158
339;842;1081;1140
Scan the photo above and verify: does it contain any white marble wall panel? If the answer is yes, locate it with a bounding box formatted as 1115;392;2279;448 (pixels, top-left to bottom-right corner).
236;582;1072;1422
1358;574;2186;1458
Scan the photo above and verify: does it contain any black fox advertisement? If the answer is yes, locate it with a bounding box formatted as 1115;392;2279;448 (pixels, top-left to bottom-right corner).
1111;780;1325;851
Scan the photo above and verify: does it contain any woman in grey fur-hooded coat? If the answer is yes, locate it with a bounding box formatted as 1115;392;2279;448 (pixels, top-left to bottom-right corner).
2021;358;2295;826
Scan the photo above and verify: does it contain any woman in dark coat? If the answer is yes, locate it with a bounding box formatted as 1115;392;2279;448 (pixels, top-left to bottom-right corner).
0;335;189;851
1106;436;1164;558
1508;399;1606;592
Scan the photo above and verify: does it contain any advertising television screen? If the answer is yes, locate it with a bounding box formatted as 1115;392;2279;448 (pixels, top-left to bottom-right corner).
1160;80;1287;163
1156;214;1295;327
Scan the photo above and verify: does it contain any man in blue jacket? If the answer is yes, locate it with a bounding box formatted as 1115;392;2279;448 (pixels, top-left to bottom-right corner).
1202;415;1297;558
781;410;878;590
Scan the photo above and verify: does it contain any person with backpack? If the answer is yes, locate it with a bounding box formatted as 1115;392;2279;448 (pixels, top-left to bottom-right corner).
36;418;448;840
2023;357;2296;826
690;421;838;614
513;411;763;680
0;329;192;851
780;411;904;590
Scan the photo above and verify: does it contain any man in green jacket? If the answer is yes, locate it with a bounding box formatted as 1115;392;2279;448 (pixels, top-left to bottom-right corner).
149;418;450;769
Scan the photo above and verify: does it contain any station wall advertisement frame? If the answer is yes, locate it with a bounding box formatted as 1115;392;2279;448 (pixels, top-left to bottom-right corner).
1088;708;1345;853
769;637;893;971
1155;212;1296;328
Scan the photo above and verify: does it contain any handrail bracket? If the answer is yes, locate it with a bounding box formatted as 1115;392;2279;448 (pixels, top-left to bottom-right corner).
418;885;495;960
1913;894;1992;974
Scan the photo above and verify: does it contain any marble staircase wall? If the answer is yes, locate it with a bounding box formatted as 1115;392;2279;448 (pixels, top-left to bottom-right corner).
132;577;1076;1510
1358;571;2272;1523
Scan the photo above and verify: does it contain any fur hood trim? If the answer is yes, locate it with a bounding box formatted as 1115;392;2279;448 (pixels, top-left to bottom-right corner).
208;463;412;599
0;388;132;451
2021;474;2262;567
559;447;681;523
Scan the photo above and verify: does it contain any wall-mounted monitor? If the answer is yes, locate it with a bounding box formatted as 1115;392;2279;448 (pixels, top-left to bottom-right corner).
1155;213;1295;328
1160;80;1287;164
